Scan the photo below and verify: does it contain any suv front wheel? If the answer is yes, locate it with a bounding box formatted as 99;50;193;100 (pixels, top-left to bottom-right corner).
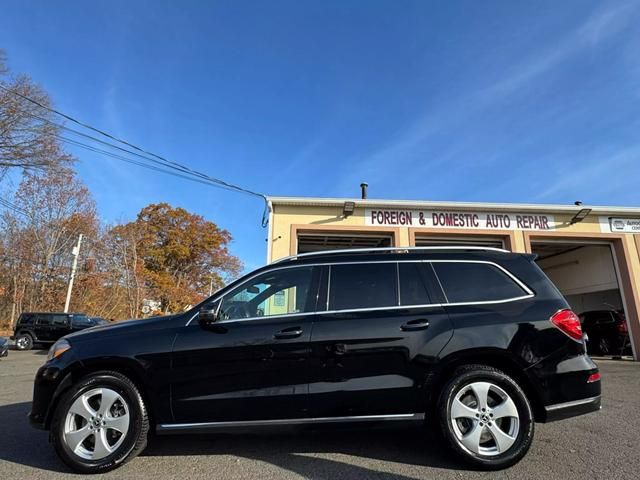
437;365;534;470
51;371;149;473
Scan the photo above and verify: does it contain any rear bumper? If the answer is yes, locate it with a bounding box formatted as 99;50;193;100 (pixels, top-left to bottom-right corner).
544;394;601;422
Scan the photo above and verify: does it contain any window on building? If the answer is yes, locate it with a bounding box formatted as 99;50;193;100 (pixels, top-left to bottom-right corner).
219;266;315;320
329;263;397;311
432;262;527;303
399;263;433;306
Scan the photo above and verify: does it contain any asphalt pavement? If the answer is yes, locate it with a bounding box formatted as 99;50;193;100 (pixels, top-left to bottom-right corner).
1;350;638;479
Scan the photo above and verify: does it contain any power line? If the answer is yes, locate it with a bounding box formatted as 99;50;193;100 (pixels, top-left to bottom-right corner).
23;109;233;188
0;197;29;217
0;84;270;226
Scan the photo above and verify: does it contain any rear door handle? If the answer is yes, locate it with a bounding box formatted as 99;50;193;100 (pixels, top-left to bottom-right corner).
401;319;430;331
274;327;303;339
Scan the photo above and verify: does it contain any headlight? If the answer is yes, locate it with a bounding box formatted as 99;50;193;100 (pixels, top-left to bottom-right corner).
47;339;71;361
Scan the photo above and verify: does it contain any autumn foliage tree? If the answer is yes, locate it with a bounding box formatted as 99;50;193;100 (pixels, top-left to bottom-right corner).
0;166;98;325
110;203;241;314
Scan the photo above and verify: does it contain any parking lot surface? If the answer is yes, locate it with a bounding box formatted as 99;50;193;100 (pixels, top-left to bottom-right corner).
1;350;638;479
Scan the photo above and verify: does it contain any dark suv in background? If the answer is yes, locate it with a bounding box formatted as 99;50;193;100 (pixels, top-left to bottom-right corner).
580;309;631;357
12;312;94;350
30;247;600;473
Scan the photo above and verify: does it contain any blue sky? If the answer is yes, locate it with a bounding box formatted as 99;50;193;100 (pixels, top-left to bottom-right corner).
1;0;640;270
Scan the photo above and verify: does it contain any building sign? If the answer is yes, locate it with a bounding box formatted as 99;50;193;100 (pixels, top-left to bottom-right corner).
600;217;640;233
365;209;556;231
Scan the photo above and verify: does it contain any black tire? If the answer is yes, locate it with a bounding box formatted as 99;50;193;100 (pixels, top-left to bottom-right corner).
50;371;149;473
437;365;534;470
15;333;33;351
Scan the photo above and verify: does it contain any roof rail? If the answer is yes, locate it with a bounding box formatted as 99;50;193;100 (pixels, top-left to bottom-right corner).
272;246;510;264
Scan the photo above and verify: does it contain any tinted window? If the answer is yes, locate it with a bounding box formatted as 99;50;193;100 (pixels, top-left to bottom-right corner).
399;263;432;306
329;263;397;311
432;262;527;303
18;314;34;325
51;314;69;326
72;315;93;327
35;315;50;325
219;266;315;320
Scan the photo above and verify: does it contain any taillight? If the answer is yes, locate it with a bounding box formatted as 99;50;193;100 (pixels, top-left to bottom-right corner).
587;372;601;383
617;321;628;334
550;309;583;341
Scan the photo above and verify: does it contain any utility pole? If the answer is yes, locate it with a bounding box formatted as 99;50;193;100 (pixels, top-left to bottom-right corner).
208;275;214;296
64;234;83;313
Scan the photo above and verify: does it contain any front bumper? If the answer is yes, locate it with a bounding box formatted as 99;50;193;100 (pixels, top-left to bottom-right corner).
29;363;73;430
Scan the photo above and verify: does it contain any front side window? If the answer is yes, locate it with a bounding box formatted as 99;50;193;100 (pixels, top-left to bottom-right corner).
329;263;397;311
218;266;315;321
432;262;528;303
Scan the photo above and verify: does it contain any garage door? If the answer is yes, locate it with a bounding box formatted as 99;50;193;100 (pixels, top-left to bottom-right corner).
414;235;505;249
297;233;393;254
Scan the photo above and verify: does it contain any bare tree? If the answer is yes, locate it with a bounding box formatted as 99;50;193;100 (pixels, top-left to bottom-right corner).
0;49;71;175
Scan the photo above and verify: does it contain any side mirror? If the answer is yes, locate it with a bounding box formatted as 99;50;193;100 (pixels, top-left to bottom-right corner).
198;306;219;326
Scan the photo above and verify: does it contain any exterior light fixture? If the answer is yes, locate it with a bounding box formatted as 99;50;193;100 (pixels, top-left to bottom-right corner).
343;201;356;217
570;208;592;224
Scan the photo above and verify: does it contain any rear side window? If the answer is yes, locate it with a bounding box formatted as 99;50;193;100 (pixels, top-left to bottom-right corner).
51;314;68;326
329;263;397;310
432;262;528;303
399;263;432;306
35;315;50;325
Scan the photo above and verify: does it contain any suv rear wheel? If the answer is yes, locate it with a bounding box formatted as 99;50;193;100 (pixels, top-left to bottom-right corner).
51;371;149;473
15;333;33;351
437;365;534;470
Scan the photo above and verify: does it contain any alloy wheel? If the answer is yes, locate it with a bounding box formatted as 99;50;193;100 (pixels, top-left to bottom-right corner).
63;388;130;460
450;381;520;457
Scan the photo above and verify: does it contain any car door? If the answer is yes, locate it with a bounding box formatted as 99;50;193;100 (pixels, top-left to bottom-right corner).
49;314;72;341
34;315;53;342
308;261;453;418
171;265;321;424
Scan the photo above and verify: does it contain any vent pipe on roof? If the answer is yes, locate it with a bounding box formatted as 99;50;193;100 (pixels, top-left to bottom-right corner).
360;182;368;199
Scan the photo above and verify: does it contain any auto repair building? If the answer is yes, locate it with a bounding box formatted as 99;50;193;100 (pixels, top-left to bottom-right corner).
266;193;640;360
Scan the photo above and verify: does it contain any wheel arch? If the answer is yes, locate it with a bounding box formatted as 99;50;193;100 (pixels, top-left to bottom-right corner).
45;358;155;430
425;348;546;422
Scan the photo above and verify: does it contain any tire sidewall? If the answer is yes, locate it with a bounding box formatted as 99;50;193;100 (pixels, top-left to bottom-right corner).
438;367;534;470
52;373;145;473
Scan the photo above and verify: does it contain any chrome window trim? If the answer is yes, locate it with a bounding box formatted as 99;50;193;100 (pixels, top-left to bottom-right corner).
157;413;425;432
545;395;601;412
186;258;534;326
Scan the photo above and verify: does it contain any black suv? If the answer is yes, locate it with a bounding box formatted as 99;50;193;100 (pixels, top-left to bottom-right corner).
13;312;94;350
30;247;600;473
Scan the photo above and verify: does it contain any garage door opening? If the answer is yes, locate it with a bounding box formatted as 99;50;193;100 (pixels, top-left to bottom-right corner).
531;240;633;359
414;234;507;250
296;232;393;254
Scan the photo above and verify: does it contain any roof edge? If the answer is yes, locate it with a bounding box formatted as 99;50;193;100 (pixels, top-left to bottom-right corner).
266;196;640;216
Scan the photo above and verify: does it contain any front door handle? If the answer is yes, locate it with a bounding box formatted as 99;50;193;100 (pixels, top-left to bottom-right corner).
401;319;430;331
274;327;303;339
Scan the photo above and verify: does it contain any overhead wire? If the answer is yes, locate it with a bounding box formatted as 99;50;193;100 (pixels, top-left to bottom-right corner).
0;84;271;226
